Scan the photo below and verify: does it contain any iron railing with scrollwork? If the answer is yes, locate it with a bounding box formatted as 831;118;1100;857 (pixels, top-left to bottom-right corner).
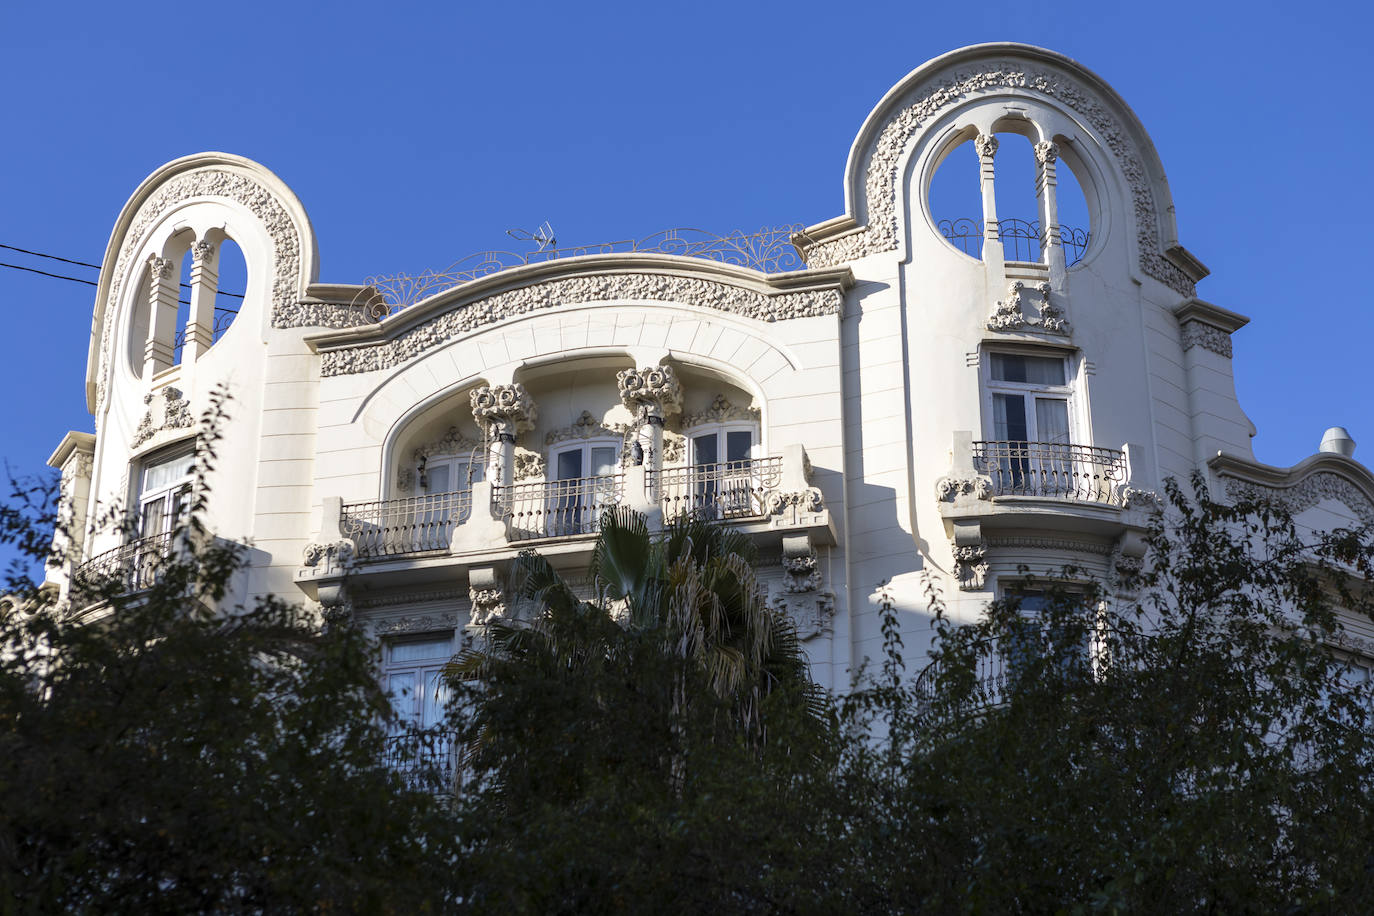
341;491;473;560
365;225;806;311
383;728;461;796
73;532;174;594
494;473;625;542
937;217;1090;266
657;457;783;522
974;441;1127;504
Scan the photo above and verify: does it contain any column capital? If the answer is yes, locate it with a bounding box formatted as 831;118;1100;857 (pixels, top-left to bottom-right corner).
191;239;217;263
1034;140;1059;165
617;364;682;419
470;383;536;435
147;254;174;281
974;133;1000;159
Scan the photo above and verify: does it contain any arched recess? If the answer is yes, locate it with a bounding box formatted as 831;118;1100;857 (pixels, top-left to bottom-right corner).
87;152;323;414
355;304;818;499
797;42;1203;297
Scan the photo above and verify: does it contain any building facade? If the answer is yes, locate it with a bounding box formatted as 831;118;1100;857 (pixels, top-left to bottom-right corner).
46;43;1374;709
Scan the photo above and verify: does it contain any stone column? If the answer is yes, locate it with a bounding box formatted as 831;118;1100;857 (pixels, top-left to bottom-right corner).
469;383;536;487
184;240;220;363
616;364;682;503
1035;140;1065;272
143;254;179;378
974;134;1003;263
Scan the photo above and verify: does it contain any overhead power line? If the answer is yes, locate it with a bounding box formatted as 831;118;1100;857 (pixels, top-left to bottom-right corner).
0;242;245;310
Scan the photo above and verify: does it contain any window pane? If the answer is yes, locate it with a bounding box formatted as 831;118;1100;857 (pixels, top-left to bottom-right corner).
143;453;194;492
389;637;453;663
991;353;1065;386
1035;399;1070;444
725;431;753;463
140;497;167;537
993;394;1027;441
693;434;718;465
556;449;583;480
388;671;418;722
424;463;451;494
590;447;618;476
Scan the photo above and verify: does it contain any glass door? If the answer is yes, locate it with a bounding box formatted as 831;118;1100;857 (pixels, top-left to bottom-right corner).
689;429;755;518
552;443;619;535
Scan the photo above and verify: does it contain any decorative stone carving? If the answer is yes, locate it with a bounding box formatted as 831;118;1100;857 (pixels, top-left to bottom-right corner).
662;431;686;464
302;538;356;573
936;475;992;502
131;386;194;448
191;240;216;262
513;448;545;481
1034;140;1059;165
545;410;627;446
766;488;825;515
396;467;415;493
1224;473;1374;525
147;255;173;280
414;426;481;461
1037;281;1068;334
469;588;506;626
1120;486;1162;510
985;534;1114;556
954;542;988;591
1180;320;1233;358
974;133;1000;159
782;550;822;594
987;280;1027;330
371;612;458;636
771;590;836;641
470;384;536;435
617;364;683;417
680;394;761;429
320;275;843;377
800;64;1196;298
63;450;94;481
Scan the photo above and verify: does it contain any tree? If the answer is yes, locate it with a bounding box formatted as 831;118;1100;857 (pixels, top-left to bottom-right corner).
445;508;848;913
0;403;460;912
840;476;1374;912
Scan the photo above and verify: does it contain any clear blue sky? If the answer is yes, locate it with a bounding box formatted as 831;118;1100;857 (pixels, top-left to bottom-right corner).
1;1;1369;515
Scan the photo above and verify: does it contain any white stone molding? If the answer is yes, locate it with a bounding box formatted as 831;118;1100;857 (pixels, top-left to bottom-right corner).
1179;320;1233;358
766;487;825;516
1224;472;1374;525
302;538;357;575
800;63;1197;297
935;474;992;502
147;255;173;280
370;612;459;636
1119;486;1163;510
544;410;628;446
662;431;686;464
1034;140;1059;165
468;566;507;626
354;588;469;611
781;536;822;594
771;589;836;641
414;426;481;461
680;394;760;429
984;535;1114;556
954;542;989;591
987;280;1028;330
131;386;194;448
319;275;842;377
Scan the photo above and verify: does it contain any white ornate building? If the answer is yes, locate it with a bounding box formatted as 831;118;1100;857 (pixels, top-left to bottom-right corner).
46;43;1374;724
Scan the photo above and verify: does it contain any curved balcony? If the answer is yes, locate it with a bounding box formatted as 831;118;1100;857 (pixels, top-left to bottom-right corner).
974;440;1127;506
657;456;783;521
495;472;625;542
340;491;473;560
383;727;461;796
73;532;173;594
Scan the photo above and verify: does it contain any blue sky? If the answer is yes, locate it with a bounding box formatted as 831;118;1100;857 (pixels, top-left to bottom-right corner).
1;1;1369;527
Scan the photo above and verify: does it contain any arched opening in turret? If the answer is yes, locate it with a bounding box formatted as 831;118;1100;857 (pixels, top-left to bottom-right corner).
927;135;982;259
212;237;246;345
172;247;193;365
990;132;1041;263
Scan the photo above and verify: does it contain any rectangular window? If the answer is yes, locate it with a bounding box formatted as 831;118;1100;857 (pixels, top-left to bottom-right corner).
983;351;1078;496
384;635;454;731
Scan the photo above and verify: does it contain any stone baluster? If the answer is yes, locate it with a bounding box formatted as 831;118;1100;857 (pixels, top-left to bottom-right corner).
143;254;178;378
616;364;682;504
184;240;220;363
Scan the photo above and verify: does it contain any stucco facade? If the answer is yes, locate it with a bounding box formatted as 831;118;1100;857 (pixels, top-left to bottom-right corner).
47;43;1374;695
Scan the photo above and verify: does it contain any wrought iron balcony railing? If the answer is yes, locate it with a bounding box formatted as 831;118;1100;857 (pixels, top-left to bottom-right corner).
974;441;1127;505
494;473;625;542
73;531;174;594
657;456;784;522
937;217;1090;266
340;491;473;560
383;727;460;796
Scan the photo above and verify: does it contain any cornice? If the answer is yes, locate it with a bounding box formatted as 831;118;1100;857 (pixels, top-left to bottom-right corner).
1210;451;1374;525
1173;297;1249;334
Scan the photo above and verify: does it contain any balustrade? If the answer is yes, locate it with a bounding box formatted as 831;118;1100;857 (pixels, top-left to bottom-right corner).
74;531;173;593
974;441;1126;504
341;491;473;560
382;727;461;796
656;456;783;521
494;473;625;541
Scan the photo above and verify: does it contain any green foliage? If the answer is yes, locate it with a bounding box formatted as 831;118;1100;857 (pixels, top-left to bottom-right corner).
0;396;458;913
841;474;1374;912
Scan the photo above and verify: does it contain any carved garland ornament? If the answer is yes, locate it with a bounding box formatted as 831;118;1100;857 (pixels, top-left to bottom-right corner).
371;612;459;635
680;394;761;429
936;475;992;501
131;386;194;448
617;364;683;417
545;410;629;446
1224;473;1374;526
802;64;1196;297
1180;320;1233;358
320;276;842;377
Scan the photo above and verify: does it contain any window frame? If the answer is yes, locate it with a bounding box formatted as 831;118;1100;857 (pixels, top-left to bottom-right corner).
135;447;195;540
980;348;1078;446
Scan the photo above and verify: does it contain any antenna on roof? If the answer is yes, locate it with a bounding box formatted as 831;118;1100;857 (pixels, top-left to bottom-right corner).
506;221;557;252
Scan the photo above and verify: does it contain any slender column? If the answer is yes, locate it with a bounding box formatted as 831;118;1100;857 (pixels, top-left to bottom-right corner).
184;240;220;362
469;384;536;488
1035;140;1065;271
974;134;1002;262
617;365;682;503
143;255;178;378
